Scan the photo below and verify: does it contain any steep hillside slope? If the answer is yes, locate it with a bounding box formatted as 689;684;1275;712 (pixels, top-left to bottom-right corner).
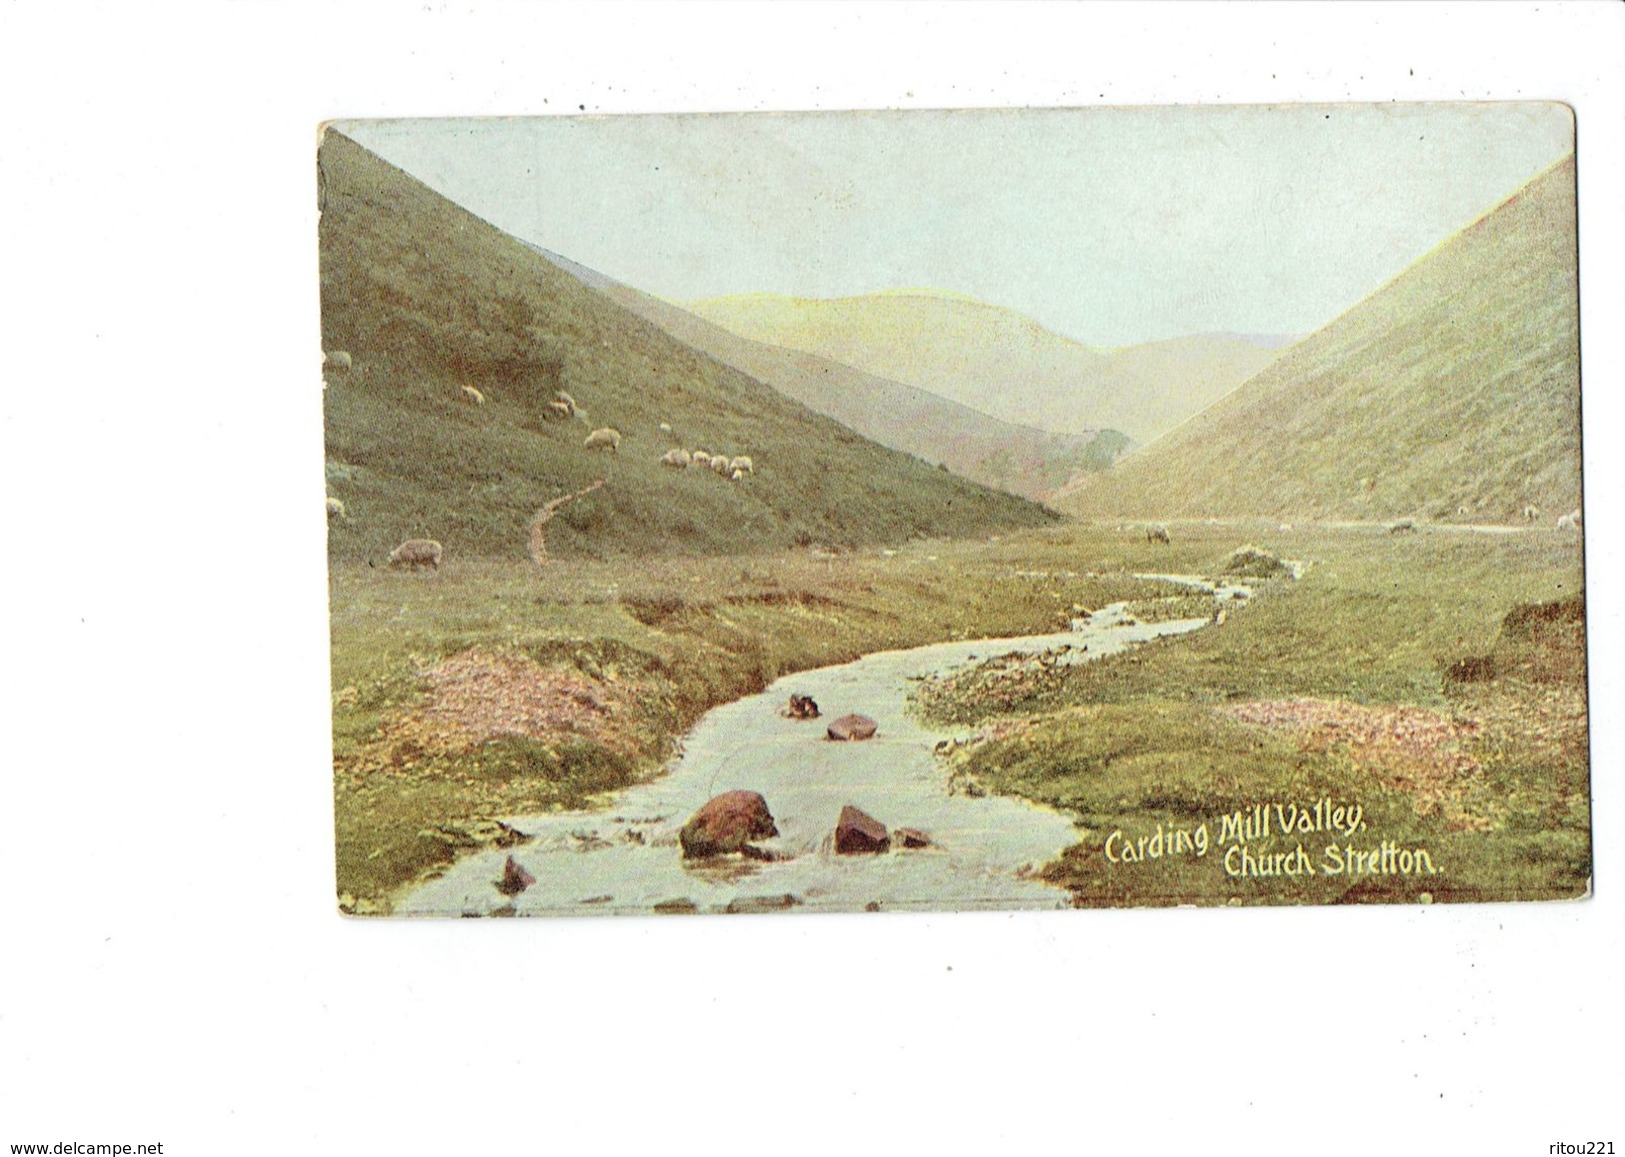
570;269;1127;501
1058;157;1579;524
682;291;1279;442
317;131;1057;563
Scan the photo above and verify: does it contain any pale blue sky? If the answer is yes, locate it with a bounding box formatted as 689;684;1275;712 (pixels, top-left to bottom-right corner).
340;104;1573;348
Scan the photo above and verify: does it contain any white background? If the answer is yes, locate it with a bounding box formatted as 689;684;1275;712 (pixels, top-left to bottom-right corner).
1;3;1620;1154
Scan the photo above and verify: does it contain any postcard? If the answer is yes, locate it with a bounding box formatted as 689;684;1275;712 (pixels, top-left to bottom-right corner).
320;104;1586;917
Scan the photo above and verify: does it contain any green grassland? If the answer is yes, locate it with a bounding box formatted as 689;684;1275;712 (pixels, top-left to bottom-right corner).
333;519;1587;911
914;521;1588;906
319;130;1055;567
331;533;1182;910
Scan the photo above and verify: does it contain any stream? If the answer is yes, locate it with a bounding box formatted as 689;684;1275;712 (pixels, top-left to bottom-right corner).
397;580;1245;917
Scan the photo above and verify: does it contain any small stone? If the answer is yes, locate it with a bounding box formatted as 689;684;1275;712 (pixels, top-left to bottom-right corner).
894;827;933;849
724;894;803;914
497;855;535;896
827;714;879;741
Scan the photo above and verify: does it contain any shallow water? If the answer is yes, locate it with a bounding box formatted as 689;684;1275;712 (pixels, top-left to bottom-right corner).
397;591;1233;918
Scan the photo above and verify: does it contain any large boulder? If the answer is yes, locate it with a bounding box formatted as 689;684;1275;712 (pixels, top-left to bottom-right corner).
679;790;778;859
835;805;891;855
827;713;878;741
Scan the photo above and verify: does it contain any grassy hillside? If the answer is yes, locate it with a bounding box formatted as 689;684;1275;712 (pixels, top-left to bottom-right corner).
317;131;1057;565
570;267;1127;501
1059;156;1581;524
682;290;1280;442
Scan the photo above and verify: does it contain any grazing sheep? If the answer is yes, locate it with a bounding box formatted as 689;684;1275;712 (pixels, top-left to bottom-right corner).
323;350;352;372
729;455;754;475
554;391;578;414
460;385;486;405
659;422;673;434
730;468;745;482
710;454;732;477
691;451;712;467
544;400;574;421
1145;524;1171;545
1556;509;1582;531
583;428;622;454
1523;505;1542;522
660;448;691;469
1388;519;1417;535
388;538;443;569
325;497;346;520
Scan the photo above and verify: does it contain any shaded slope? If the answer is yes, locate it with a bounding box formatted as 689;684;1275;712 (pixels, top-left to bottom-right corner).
567;267;1128;501
683;291;1280;442
318;131;1058;564
1058;157;1581;524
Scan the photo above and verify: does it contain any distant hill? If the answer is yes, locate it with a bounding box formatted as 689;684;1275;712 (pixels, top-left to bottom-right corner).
1057;156;1580;525
317;131;1058;564
682;291;1281;443
532;257;1127;502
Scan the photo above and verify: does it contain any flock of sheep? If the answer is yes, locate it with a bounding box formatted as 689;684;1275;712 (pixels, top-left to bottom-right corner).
658;447;754;482
323;352;760;568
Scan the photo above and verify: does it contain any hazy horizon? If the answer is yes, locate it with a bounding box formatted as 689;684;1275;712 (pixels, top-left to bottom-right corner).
337;104;1573;349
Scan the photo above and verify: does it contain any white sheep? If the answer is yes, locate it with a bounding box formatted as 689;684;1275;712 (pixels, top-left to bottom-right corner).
1556;509;1582;530
1388;519;1417;534
1145;524;1170;545
1523;505;1542;522
584;428;622;454
691;451;712;467
388;539;443;569
729;455;754;475
710;454;732;477
545;400;574;421
730;468;744;482
325;497;346;520
659;422;673;434
323;350;352;372
461;385;486;405
660;448;692;468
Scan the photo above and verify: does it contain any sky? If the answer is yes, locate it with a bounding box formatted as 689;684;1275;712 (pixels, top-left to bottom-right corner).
340;103;1573;349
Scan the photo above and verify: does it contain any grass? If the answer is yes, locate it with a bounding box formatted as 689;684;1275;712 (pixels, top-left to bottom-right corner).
319;130;1056;568
914;521;1589;906
332;518;1588;912
330;534;1175;910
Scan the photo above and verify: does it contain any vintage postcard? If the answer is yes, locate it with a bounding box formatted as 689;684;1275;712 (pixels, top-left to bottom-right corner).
321;105;1586;918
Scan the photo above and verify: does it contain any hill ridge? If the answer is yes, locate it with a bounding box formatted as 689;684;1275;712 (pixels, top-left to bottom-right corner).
1058;155;1580;523
520;255;1131;501
682;290;1281;442
319;130;1058;563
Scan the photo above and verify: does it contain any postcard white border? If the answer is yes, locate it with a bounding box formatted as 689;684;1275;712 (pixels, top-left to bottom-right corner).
3;3;1620;1153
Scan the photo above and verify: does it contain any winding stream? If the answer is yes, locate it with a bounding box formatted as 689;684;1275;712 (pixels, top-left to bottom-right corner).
397;583;1242;917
